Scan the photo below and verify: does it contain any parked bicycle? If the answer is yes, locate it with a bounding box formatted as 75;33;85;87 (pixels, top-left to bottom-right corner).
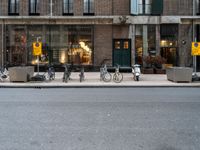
45;65;55;81
113;65;123;83
0;66;8;82
30;65;55;82
100;64;112;82
63;64;72;83
79;66;85;82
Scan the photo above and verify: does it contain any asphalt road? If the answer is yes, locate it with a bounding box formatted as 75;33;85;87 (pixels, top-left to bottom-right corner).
0;88;200;150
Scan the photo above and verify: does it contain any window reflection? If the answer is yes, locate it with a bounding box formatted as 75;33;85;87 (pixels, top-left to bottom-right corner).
5;25;93;66
115;41;120;49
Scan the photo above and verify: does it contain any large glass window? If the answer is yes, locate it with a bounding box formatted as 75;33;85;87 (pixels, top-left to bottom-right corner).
63;0;73;15
148;25;156;55
8;0;19;15
135;25;143;65
160;24;178;66
5;25;93;66
135;25;156;65
84;0;94;15
29;0;40;15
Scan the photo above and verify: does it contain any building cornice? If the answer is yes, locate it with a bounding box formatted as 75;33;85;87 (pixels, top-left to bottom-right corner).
0;16;114;25
0;15;200;25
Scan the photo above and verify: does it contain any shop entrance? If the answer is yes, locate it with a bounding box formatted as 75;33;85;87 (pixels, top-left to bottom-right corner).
160;47;178;66
113;39;131;67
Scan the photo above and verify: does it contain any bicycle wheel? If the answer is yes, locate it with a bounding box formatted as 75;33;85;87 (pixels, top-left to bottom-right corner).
63;73;69;83
113;73;123;83
80;74;85;82
103;72;112;82
51;72;55;80
136;76;139;81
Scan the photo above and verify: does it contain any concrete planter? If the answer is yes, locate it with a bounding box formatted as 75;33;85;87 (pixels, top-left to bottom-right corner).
8;66;34;82
166;67;193;83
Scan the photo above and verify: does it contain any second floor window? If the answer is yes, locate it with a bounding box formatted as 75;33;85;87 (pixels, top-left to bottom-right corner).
197;0;200;15
63;0;73;15
131;0;162;15
138;0;152;14
29;0;40;15
84;0;94;15
9;0;19;15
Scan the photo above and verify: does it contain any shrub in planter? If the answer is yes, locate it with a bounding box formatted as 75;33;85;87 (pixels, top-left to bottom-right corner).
154;56;166;69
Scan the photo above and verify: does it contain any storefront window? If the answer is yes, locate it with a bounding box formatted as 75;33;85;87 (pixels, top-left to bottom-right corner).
148;25;156;56
160;24;178;66
5;25;93;66
135;25;143;65
135;25;156;65
5;25;27;65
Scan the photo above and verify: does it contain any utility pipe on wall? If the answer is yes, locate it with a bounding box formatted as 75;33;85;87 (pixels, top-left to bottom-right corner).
192;0;197;74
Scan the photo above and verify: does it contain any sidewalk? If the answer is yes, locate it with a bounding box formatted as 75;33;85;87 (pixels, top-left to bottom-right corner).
1;72;200;88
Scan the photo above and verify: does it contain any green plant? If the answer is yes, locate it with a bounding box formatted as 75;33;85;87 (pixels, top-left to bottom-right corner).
143;55;166;69
154;56;166;69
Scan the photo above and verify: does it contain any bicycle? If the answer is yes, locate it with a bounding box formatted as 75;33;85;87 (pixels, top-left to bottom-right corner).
63;64;72;83
30;65;55;82
79;66;85;82
0;66;8;82
100;64;112;82
113;65;123;83
45;65;55;81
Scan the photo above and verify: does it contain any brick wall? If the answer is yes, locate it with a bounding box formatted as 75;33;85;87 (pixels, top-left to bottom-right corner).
113;0;130;15
74;0;84;16
0;0;8;16
113;25;129;39
0;0;131;16
0;0;194;17
163;0;193;15
40;0;49;16
94;25;113;66
95;0;112;16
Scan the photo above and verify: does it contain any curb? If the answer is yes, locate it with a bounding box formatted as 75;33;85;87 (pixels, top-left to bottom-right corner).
1;84;200;88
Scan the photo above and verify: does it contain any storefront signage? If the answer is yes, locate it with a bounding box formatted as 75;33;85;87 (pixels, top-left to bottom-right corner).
192;42;200;56
33;42;42;56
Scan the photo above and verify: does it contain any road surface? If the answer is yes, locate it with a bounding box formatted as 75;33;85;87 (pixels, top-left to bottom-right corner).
0;88;200;150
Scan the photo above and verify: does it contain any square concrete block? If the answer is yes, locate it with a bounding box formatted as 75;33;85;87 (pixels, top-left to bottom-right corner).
166;67;193;83
8;66;34;82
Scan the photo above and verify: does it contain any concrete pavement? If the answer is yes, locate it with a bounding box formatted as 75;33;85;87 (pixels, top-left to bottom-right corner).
0;72;200;88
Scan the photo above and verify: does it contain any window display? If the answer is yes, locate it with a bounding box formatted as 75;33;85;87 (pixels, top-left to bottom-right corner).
5;25;93;66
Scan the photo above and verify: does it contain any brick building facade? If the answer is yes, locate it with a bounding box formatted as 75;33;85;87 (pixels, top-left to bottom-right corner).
0;0;200;70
